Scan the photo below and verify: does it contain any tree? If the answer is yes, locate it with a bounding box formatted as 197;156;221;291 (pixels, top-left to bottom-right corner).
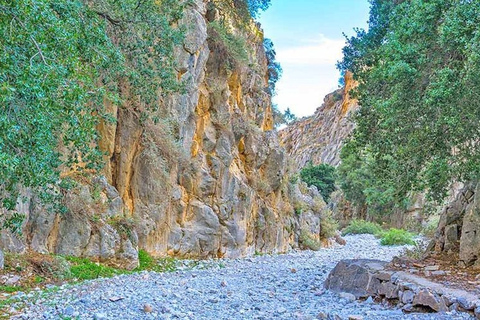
300;163;336;202
264;38;282;96
338;0;480;203
0;0;184;209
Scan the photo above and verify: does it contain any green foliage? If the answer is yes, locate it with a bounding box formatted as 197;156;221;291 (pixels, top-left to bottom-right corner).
65;256;123;280
246;0;271;18
338;0;480;204
208;20;249;70
299;229;321;251
273;106;296;128
0;0;184;218
422;216;440;239
211;0;270;27
300;163;336;202
380;228;415;246
0;285;25;293
320;210;339;239
134;250;177;273
337;144;400;217
264;38;282;96
342;219;383;236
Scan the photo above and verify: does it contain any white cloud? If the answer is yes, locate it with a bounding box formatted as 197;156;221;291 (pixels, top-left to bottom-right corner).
272;34;345;117
277;34;345;66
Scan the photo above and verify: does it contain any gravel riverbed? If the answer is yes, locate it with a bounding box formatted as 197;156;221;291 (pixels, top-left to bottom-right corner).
14;235;474;319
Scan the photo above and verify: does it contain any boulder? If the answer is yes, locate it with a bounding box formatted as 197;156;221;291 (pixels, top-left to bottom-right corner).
413;289;447;312
324;259;387;298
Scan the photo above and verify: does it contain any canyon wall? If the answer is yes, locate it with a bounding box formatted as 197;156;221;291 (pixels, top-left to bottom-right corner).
279;72;359;171
0;0;326;269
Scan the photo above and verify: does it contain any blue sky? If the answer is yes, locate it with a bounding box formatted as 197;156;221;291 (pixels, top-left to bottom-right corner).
259;0;370;118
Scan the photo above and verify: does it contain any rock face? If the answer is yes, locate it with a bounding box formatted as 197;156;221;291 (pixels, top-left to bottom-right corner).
433;182;480;267
0;1;327;268
279;72;359;170
325;259;479;315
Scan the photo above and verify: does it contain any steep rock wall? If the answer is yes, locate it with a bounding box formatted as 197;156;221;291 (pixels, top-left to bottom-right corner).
0;0;326;268
279;72;359;170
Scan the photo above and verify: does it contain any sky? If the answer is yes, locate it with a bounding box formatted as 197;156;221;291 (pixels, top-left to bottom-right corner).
258;0;371;118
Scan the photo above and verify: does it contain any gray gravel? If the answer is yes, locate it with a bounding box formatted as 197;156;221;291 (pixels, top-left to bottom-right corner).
14;235;474;319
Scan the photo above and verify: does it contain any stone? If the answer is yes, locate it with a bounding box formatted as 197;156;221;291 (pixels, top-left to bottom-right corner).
0;250;3;269
348;316;363;320
375;271;392;282
457;297;475;310
143;303;153;313
412;289;447;312
402;290;415;304
339;292;356;302
474;306;480;319
63;305;74;316
324;259;387;298
444;224;459;251
402;304;414;312
316;312;328;319
460;184;480;265
94;313;108;320
4;275;21;285
424;265;440;271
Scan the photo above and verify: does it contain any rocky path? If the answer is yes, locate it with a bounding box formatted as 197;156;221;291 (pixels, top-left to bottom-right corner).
15;235;474;319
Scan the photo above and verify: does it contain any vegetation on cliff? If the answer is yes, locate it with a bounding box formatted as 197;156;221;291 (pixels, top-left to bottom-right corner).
0;0;184;211
338;0;480;211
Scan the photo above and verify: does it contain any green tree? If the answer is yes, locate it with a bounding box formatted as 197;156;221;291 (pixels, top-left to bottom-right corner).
338;0;480;203
264;38;282;96
300;163;336;202
0;0;184;210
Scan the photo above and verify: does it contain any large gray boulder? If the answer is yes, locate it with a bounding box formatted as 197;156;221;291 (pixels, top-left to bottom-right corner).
324;259;388;298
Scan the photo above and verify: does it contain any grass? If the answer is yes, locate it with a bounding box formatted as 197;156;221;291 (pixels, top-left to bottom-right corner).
342;219;383;236
379;228;415;246
0;285;25;293
134;250;177;273
65;257;125;281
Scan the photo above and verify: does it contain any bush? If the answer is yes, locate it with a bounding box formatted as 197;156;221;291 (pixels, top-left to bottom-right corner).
380;228;415;246
299;229;321;251
65;257;123;281
320;211;339;239
421;216;440;239
134;250;177;273
300;163;336;202
342;219;382;236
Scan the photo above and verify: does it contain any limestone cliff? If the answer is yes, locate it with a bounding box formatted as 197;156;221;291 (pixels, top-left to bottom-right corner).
279;72;359;171
0;0;327;269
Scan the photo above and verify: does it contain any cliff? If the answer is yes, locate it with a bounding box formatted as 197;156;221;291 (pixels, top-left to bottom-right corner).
279;72;359;170
0;0;327;269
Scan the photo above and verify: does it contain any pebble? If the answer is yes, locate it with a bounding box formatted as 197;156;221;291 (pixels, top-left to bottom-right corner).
12;235;474;320
143;303;153;313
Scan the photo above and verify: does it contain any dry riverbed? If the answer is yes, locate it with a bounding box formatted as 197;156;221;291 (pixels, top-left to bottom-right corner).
9;235;475;319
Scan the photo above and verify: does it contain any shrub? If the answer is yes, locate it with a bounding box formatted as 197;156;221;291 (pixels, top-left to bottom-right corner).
320;211;339;239
300;163;336;202
299;229;321;251
208;21;249;69
421;216;440;239
380;228;415;246
65;257;123;281
342;219;382;236
134;250;177;273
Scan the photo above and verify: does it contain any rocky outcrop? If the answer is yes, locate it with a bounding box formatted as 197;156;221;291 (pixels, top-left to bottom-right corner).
0;0;328;268
325;259;480;316
432;182;480;267
279;72;359;170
